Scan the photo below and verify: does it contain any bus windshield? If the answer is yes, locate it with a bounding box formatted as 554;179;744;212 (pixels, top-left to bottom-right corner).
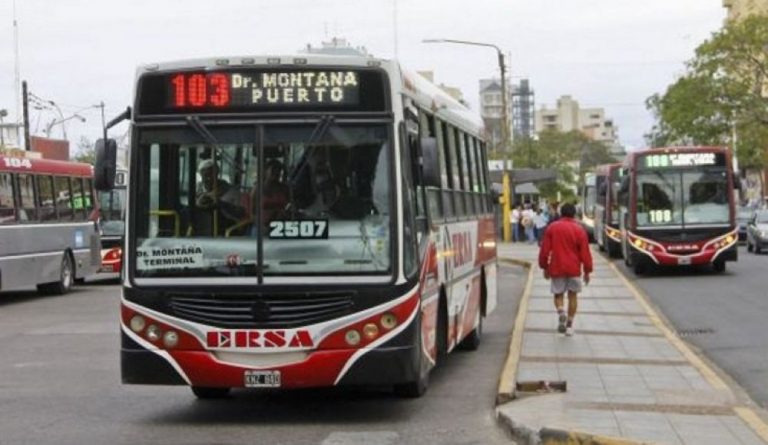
98;188;126;236
636;169;729;227
134;123;392;278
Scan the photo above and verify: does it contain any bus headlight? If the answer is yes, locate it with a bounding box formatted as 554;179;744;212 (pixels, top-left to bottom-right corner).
129;315;146;333
362;323;379;340
146;325;162;342
163;331;179;348
380;313;398;330
345;330;361;346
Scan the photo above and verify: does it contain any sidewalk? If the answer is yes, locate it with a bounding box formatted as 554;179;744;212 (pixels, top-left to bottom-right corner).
496;242;768;445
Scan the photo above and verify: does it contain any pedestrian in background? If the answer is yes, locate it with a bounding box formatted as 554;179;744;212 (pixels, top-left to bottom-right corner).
521;205;535;244
533;207;548;243
538;202;592;336
510;205;521;242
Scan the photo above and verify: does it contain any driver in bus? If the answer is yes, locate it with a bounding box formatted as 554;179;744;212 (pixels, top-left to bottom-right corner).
193;159;244;235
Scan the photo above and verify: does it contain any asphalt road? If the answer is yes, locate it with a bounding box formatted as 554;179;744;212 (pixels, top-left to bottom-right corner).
0;266;525;445
609;244;768;409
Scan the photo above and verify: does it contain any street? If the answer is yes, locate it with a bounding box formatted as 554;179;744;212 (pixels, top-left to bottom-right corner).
611;244;768;409
0;266;525;445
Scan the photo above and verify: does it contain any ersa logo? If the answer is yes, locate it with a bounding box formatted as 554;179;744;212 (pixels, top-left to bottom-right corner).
206;330;314;349
451;232;473;268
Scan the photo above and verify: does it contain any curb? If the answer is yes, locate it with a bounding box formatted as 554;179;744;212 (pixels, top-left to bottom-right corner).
496;256;533;405
499;257;533;269
538;427;649;445
496;411;649;445
607;259;768;444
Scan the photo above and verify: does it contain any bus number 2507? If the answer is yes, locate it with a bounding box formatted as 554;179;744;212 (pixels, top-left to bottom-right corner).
269;220;329;239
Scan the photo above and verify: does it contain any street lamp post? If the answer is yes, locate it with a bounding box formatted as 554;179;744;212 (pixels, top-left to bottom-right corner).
423;38;513;242
45;113;86;139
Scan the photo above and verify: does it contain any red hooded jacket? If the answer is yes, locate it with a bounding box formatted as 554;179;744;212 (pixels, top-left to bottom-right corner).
538;217;593;278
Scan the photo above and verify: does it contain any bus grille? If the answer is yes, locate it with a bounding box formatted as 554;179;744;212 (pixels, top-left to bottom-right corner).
168;293;355;328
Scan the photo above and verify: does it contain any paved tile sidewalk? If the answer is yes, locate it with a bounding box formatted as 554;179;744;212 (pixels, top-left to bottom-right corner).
497;242;768;445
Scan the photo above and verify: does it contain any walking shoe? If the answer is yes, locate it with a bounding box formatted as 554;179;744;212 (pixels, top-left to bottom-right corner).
557;312;567;334
565;326;574;337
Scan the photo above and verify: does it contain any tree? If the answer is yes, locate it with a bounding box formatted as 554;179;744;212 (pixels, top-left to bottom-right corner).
509;129;615;202
73;136;95;164
646;15;768;168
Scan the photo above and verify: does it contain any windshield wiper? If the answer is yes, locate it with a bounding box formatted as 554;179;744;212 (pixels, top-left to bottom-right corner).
185;116;241;173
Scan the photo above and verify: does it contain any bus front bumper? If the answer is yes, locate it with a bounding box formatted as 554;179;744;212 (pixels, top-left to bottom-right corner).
630;243;738;267
121;331;420;388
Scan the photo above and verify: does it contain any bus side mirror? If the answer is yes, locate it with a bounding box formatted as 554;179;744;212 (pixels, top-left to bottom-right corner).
618;176;629;194
420;137;440;188
94;138;117;191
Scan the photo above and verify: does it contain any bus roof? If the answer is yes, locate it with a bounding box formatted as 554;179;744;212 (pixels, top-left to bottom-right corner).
135;54;484;137
0;155;93;177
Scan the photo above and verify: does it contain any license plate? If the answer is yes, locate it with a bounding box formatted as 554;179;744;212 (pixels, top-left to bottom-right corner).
244;370;281;388
678;257;691;265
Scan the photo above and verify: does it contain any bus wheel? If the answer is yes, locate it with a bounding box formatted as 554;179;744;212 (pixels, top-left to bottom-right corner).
713;260;726;273
37;253;74;295
192;386;231;399
459;310;482;351
394;346;430;398
394;320;430;398
607;240;621;258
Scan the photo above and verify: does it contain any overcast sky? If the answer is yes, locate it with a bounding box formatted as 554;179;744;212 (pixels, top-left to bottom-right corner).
0;0;725;152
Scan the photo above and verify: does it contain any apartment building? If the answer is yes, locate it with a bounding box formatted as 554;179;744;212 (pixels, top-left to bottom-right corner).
723;0;768;21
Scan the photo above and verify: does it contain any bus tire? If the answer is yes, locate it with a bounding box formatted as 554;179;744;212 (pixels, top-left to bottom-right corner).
607;239;621;258
37;253;74;295
191;386;231;399
394;325;430;398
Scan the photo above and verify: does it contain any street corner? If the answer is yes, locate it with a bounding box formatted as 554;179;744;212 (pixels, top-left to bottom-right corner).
495;394;649;445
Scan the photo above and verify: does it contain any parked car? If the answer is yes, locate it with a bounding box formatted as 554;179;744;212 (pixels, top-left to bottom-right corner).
737;207;753;242
746;210;768;254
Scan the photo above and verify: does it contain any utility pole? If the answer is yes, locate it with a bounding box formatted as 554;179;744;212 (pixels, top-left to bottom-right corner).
22;81;30;151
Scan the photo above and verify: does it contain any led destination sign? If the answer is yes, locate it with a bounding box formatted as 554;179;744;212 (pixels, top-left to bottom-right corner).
137;68;386;115
641;152;725;169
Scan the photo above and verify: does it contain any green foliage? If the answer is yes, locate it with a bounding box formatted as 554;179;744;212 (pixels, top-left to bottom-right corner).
72;136;95;164
646;15;768;168
508;129;614;202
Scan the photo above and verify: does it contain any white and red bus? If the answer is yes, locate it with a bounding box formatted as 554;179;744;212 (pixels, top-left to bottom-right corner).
95;55;498;398
97;168;127;275
618;146;738;274
593;163;623;257
0;152;101;294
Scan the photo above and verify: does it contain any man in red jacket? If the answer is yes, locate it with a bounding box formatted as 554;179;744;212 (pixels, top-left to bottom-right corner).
538;202;593;336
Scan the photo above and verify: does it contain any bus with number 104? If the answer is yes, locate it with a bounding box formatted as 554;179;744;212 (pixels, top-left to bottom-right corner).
94;55;498;398
1;152;101;294
618;146;738;275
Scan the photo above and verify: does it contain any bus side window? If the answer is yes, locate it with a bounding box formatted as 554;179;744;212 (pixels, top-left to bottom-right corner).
0;173;15;224
36;175;57;221
55;176;74;220
17;174;36;222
